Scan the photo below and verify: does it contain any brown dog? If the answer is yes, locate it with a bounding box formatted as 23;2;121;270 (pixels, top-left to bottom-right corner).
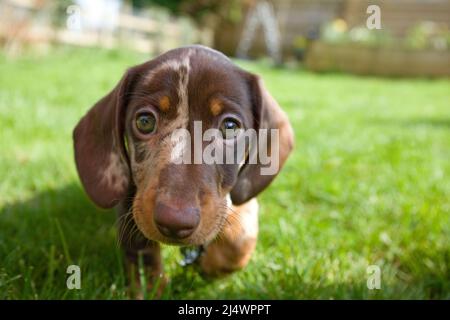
73;45;293;293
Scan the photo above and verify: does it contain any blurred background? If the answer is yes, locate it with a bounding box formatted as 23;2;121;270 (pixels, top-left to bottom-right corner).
1;0;449;76
0;0;449;299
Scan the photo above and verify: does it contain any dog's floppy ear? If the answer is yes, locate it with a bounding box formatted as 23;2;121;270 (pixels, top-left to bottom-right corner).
73;69;136;208
230;75;294;205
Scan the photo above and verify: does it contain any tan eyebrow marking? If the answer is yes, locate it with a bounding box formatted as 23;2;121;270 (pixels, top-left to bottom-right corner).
210;98;223;116
159;96;170;112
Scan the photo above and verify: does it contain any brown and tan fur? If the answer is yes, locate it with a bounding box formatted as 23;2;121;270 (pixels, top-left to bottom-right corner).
73;45;293;297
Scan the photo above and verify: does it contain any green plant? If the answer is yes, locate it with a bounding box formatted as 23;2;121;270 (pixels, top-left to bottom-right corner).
405;21;450;51
320;19;349;44
348;26;394;47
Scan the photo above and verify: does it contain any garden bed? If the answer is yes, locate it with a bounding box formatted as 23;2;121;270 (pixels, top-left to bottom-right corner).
305;41;450;77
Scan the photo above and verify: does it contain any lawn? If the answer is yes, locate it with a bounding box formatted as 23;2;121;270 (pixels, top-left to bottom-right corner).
0;47;449;299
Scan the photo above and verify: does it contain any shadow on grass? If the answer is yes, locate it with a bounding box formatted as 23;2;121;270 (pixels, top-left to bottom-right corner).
0;183;115;257
0;183;127;299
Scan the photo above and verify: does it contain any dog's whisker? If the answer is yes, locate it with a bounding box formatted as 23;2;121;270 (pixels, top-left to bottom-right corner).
116;214;129;245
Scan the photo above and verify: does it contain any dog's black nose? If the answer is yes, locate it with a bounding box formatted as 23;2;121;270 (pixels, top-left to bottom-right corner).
154;202;200;239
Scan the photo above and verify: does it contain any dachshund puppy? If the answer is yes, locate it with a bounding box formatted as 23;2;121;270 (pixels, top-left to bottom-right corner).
73;45;293;293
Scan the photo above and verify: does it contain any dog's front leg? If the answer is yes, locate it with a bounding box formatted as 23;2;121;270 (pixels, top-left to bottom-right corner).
117;203;165;299
198;198;259;278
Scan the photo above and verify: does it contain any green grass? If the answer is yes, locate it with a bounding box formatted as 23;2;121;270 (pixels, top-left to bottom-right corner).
0;47;449;299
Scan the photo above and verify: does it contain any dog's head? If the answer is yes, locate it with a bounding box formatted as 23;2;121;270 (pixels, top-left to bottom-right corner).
73;46;293;245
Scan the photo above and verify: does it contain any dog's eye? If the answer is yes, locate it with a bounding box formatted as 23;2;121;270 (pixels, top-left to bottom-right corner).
136;112;156;134
220;118;241;139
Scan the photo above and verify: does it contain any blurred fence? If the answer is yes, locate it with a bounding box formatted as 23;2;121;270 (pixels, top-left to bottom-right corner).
214;0;344;58
344;0;450;36
305;42;450;77
214;0;450;59
0;0;208;56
